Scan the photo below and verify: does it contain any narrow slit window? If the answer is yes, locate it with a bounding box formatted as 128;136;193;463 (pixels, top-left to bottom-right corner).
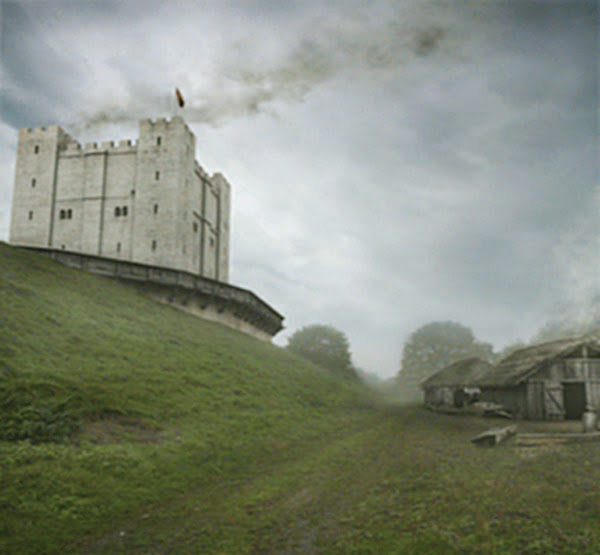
31;178;36;187
122;206;128;216
67;209;72;219
115;206;121;217
28;210;33;220
155;171;160;180
116;242;121;253
34;145;39;154
193;222;198;232
156;137;161;146
151;240;157;251
60;209;66;220
153;204;158;214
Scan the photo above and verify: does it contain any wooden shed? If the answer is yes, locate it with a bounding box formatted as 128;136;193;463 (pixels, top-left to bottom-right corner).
422;336;600;420
422;357;495;408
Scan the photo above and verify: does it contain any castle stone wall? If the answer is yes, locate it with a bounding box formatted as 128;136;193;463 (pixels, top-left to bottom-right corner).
212;172;231;282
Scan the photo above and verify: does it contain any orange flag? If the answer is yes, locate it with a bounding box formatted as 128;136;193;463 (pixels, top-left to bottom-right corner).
175;88;185;108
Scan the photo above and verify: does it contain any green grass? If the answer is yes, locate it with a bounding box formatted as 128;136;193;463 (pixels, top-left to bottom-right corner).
1;242;599;554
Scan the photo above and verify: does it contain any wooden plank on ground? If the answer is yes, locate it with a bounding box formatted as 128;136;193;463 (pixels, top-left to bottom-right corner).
471;425;517;447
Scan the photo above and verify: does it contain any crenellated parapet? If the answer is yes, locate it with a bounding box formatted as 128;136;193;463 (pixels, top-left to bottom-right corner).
63;141;82;154
139;115;194;143
60;139;138;156
141;115;186;127
117;139;135;150
21;124;61;134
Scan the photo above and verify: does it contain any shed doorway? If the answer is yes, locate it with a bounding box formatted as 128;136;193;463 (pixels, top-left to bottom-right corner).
563;382;586;420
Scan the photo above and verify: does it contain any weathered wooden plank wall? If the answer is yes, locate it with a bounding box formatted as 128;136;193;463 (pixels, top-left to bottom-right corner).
586;380;600;409
527;381;545;420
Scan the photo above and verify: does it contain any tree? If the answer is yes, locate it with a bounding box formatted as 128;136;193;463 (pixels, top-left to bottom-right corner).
286;324;357;378
396;321;493;401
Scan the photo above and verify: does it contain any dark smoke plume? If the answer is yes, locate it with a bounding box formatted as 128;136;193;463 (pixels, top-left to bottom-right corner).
74;10;455;130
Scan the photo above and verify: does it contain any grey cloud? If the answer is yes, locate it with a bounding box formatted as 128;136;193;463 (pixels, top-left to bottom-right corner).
1;3;83;99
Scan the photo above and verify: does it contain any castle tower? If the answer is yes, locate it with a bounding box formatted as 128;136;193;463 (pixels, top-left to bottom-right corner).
132;116;194;270
9;125;70;247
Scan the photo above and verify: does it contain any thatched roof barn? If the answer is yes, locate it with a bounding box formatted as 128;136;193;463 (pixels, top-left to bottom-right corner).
422;336;600;420
422;358;493;408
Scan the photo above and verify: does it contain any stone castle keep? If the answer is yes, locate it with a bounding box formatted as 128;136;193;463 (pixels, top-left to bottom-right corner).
9;116;284;339
10;116;229;281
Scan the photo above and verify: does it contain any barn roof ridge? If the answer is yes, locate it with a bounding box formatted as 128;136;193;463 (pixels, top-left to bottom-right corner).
421;356;495;388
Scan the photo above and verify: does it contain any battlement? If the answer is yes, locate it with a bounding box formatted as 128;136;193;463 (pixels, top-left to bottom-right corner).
142;116;186;126
19;124;63;138
63;141;82;153
140;116;193;140
74;139;137;154
25;125;49;133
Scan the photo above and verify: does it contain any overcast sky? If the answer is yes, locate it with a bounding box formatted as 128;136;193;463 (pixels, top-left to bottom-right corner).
1;0;598;377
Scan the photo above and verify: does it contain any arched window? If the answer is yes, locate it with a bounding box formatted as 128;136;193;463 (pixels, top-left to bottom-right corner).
115;206;121;217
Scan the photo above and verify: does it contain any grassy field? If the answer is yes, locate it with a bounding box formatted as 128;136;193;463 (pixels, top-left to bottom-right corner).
1;243;599;554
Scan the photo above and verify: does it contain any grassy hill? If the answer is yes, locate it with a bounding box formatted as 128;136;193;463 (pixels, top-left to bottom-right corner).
1;243;599;554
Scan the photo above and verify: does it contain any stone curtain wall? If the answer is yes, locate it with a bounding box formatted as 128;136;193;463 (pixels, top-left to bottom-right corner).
22;246;284;340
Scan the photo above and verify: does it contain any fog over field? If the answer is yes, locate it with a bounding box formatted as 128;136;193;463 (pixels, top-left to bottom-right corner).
0;0;597;377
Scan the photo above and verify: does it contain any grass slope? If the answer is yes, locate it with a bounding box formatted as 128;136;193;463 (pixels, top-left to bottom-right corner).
1;243;599;554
